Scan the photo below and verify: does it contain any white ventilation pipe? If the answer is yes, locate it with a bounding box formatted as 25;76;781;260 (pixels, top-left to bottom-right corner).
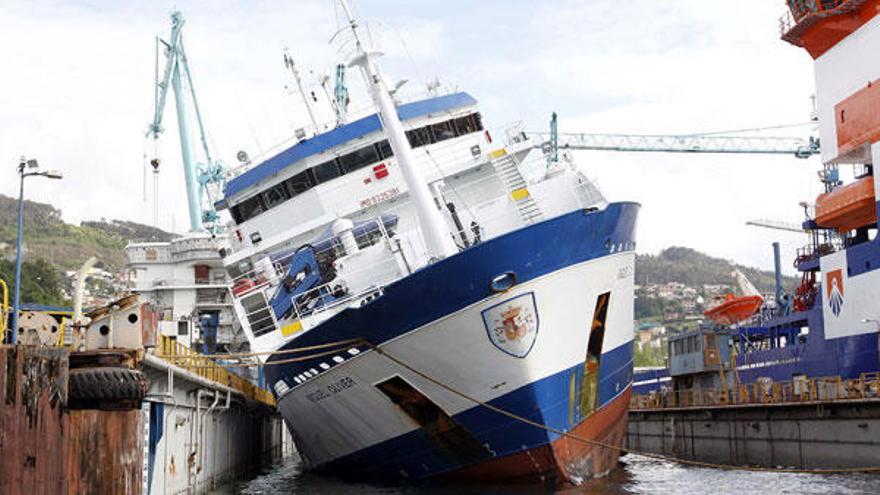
332;218;359;255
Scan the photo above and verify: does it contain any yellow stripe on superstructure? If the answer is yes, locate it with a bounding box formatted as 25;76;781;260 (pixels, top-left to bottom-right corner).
510;187;531;201
281;320;303;337
488;148;508;159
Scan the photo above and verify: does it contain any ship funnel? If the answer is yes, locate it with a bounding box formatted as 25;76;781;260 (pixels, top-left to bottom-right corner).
773;242;783;304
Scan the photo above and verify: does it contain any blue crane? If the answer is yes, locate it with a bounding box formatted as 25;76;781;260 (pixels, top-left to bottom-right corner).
147;10;225;233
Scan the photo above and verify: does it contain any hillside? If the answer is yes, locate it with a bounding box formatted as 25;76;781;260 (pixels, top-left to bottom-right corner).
0;194;174;306
0;194;173;272
1;194;797;308
635;246;797;294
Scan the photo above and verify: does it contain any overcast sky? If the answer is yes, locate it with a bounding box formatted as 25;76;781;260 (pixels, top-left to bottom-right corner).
0;0;824;273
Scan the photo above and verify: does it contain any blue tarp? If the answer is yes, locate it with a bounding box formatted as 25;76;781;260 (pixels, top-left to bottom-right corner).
21;303;72;313
223;92;478;200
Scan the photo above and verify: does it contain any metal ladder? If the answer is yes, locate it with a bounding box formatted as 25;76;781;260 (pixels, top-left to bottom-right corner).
490;150;543;224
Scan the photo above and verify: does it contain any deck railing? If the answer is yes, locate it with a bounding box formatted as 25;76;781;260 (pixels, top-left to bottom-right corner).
631;372;880;409
787;0;851;21
156;335;275;406
780;0;862;37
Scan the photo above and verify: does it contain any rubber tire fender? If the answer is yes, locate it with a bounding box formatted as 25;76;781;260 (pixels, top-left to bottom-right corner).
68;367;148;402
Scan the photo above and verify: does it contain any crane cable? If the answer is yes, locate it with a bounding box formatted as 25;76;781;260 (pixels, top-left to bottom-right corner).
155;336;880;474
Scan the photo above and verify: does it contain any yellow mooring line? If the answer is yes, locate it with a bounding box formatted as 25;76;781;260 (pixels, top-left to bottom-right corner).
178;336;880;475
360;339;880;475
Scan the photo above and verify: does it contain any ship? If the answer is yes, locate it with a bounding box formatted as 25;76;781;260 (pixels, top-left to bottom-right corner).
724;0;880;387
633;0;880;405
217;1;639;483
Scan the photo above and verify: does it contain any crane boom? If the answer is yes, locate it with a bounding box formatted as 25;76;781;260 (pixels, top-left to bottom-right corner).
147;10;225;233
746;218;805;233
529;131;820;159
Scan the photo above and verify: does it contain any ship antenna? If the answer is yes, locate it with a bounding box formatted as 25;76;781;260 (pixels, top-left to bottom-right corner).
337;0;457;260
283;48;320;135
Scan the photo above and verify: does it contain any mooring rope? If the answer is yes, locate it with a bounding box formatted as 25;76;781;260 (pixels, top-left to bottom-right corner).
157;337;362;361
358;338;880;475
170;347;356;369
155;337;880;474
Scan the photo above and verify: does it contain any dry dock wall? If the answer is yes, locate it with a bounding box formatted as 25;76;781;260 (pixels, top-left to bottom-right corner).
626;400;880;469
1;346;291;495
141;358;292;494
1;346;69;494
141;398;288;494
1;346;144;494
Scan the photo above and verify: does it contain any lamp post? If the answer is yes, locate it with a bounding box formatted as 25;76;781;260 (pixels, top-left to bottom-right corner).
10;156;63;345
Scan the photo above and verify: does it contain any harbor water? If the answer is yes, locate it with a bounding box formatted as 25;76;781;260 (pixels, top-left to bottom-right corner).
226;454;880;494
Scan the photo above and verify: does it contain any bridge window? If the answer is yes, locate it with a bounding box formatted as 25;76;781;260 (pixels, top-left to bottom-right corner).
285;170;315;197
453;114;481;135
232;194;266;223
431;121;456;143
228;112;484;225
376;140;393;159
263;183;290;209
406;127;432;148
339;145;381;173
313;160;342;184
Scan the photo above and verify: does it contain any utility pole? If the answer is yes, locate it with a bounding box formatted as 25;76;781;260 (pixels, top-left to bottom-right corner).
10;157;63;345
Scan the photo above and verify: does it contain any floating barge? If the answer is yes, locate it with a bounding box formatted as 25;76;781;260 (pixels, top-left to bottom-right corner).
627;0;880;469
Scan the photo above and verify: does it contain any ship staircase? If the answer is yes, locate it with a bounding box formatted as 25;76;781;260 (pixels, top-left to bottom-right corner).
489;149;544;224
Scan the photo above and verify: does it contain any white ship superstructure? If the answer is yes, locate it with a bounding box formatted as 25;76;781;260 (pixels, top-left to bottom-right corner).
125;234;243;352
217;1;639;482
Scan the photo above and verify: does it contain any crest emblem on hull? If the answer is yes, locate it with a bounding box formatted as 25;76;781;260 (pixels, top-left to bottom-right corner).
826;269;844;317
481;292;539;358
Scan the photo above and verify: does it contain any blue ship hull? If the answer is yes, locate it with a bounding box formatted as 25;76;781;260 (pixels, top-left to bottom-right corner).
264;202;640;482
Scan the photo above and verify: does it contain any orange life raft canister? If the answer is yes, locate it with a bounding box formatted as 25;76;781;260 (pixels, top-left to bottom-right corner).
815;176;877;232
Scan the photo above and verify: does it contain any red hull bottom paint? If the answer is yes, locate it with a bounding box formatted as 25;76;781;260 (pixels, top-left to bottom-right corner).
441;387;632;484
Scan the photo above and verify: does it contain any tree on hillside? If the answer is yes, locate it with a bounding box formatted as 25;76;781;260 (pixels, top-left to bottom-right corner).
636;246;797;294
0;259;69;307
634;343;667;367
635;290;665;319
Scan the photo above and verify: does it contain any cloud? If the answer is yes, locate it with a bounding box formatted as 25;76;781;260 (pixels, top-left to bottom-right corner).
0;0;822;273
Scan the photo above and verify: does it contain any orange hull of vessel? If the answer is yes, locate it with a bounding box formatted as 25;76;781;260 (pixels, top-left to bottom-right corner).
815;176;877;232
441;387;630;483
704;295;763;325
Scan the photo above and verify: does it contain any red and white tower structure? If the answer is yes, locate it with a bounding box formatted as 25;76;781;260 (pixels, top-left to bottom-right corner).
781;1;880;341
781;0;880;220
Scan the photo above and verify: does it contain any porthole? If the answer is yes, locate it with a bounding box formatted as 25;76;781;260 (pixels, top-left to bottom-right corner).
489;272;516;293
